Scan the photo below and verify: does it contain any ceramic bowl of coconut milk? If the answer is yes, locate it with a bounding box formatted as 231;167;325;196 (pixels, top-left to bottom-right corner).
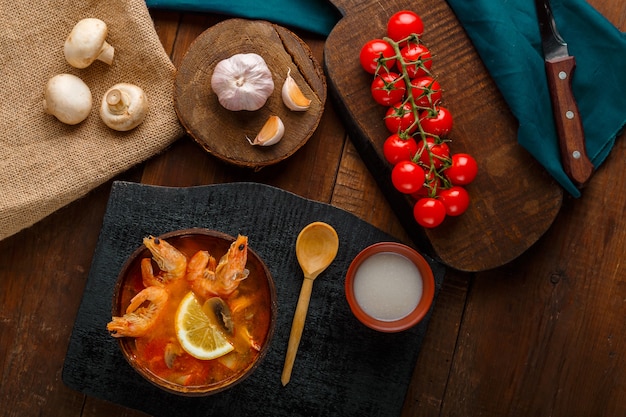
345;242;435;332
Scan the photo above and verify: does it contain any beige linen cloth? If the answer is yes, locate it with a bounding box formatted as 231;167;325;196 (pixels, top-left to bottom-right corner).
0;0;185;240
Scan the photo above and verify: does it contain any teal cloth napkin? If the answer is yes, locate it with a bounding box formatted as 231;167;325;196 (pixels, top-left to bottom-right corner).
445;0;626;197
144;0;341;36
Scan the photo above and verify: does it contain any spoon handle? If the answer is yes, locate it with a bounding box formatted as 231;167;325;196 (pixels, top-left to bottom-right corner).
281;277;314;386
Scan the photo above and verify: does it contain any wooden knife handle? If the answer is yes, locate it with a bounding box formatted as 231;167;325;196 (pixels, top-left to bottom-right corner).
545;56;594;188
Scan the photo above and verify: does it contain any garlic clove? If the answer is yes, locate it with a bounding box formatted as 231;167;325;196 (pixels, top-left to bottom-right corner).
282;68;311;111
247;115;284;146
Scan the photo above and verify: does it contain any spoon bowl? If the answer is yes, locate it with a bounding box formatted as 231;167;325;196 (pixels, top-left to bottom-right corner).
281;222;339;386
296;222;340;279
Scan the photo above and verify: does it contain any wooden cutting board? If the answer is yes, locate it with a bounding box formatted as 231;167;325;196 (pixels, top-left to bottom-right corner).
324;0;563;272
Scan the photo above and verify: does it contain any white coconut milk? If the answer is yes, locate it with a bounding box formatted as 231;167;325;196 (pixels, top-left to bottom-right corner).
352;251;423;321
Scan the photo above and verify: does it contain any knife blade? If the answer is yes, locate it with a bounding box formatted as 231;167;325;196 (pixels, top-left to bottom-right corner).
535;0;593;187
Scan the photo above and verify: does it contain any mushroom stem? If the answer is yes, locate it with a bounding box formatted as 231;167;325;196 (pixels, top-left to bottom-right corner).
105;89;130;115
97;41;114;65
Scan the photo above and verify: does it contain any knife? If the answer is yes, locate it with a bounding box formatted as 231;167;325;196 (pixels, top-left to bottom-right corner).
535;0;593;188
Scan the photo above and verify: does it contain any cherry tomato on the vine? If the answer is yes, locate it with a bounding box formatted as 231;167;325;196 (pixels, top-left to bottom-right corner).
383;133;418;165
359;39;397;74
385;102;418;134
415;137;450;169
413;197;446;228
410;76;442;108
360;11;474;228
438;186;470;216
370;72;406;106
420;106;453;137
445;153;478;185
391;160;425;194
387;10;424;43
411;169;441;198
398;43;432;78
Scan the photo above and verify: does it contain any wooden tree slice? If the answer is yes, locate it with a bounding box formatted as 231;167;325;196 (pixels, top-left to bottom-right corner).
175;19;326;169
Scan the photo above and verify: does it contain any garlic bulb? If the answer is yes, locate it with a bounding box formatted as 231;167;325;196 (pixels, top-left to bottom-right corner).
247;115;284;146
282;68;311;111
211;53;274;111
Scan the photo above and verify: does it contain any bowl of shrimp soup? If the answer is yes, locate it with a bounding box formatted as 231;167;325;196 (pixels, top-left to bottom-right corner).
108;228;277;396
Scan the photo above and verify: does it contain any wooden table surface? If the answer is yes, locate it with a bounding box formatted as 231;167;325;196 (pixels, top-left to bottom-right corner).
2;2;626;416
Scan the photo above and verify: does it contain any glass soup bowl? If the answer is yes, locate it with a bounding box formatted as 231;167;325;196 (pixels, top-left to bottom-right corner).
110;228;277;396
345;242;434;333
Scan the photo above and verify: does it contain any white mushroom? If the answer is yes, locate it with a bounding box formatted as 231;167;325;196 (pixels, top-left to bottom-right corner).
43;74;93;125
64;18;114;69
100;83;149;131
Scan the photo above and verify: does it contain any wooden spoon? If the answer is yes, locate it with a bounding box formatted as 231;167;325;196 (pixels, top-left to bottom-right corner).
281;222;339;386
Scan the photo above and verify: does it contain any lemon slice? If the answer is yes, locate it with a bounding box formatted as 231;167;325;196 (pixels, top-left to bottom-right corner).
175;291;234;360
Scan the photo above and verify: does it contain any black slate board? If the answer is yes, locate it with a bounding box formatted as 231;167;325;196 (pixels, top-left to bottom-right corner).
62;181;446;417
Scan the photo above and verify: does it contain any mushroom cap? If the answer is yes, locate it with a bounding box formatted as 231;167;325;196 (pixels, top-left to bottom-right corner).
100;83;149;131
64;18;110;69
43;73;93;125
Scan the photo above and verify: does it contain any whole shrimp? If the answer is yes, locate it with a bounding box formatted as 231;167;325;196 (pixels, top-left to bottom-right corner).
186;235;250;298
141;236;188;287
185;250;216;299
107;285;169;338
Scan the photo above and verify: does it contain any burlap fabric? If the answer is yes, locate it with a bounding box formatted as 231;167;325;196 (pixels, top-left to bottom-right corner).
0;0;184;240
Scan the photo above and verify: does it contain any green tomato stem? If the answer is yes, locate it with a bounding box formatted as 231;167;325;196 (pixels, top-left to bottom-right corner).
378;35;453;192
